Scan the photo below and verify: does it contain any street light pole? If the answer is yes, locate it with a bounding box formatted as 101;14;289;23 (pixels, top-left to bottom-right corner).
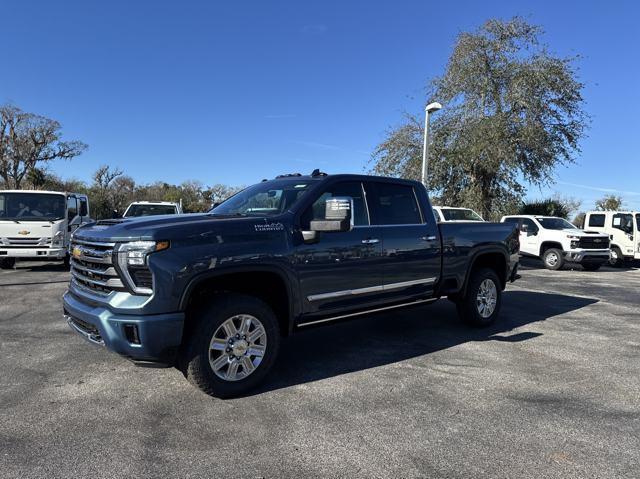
421;102;442;188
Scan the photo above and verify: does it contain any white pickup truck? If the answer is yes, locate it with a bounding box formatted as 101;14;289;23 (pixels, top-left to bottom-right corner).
584;210;640;266
432;206;484;222
122;201;183;218
501;215;610;271
0;190;91;269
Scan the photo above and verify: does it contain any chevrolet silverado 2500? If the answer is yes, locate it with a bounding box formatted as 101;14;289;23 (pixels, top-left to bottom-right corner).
63;172;519;397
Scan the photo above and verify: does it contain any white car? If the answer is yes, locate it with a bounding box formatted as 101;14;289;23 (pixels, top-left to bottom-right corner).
0;190;92;269
501;215;610;271
584;210;640;266
122;201;183;218
432;206;484;222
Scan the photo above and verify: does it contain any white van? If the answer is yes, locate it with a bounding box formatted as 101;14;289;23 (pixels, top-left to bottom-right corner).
0;190;91;268
584;211;640;266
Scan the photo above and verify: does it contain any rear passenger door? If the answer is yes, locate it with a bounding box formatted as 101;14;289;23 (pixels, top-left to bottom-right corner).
367;181;441;300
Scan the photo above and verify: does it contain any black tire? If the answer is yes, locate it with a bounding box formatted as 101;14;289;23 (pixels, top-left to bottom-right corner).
456;268;502;327
582;263;601;271
609;247;623;267
0;258;16;269
542;248;564;270
180;293;281;399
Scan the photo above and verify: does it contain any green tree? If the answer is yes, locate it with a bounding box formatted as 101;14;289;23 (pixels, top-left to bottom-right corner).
371;17;588;220
595;194;623;211
0;104;87;188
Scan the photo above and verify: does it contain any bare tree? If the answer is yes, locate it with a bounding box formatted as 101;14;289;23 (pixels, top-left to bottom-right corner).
0;104;87;188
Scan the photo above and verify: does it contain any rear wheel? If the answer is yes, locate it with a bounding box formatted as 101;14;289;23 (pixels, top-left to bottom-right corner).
543;248;564;270
181;293;280;398
0;258;16;269
456;268;502;327
609;247;623;267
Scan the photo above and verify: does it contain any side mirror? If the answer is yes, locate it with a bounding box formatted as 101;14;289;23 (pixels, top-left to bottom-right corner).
310;197;353;233
79;202;88;217
112;210;122;219
519;224;528;233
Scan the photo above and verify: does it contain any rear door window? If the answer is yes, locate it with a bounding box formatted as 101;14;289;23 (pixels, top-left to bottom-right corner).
367;182;422;225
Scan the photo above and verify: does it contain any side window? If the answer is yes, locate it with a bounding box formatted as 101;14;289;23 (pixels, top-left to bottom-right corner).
432;208;441;222
588;214;605;227
521;218;539;234
301;181;369;228
612;213;633;233
67;196;78;220
503;217;520;226
79;198;88;217
369;182;422;225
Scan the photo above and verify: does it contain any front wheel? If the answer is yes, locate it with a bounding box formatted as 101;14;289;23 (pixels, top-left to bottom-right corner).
609;247;623;267
543;248;564;270
0;258;16;269
456;268;502;327
181;293;281;398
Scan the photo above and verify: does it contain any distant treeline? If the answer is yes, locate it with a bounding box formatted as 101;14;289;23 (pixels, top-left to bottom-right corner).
1;165;243;220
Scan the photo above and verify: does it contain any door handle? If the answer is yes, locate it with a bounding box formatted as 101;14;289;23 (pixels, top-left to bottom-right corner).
361;238;380;244
421;236;437;241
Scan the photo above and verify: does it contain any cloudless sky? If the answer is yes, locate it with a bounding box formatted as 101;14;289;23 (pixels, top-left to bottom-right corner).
1;0;639;209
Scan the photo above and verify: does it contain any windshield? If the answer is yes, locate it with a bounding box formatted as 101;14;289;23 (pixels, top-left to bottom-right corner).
537;217;577;230
124;204;178;217
441;208;483;221
211;180;313;217
0;192;66;221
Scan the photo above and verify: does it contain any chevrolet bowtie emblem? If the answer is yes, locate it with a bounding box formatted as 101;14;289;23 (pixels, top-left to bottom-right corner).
18;230;30;235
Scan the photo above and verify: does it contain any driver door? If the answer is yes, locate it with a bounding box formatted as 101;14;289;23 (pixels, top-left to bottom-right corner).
293;181;384;316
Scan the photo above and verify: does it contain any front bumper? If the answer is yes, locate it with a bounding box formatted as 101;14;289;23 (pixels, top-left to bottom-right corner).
63;291;185;365
563;249;611;264
0;247;67;258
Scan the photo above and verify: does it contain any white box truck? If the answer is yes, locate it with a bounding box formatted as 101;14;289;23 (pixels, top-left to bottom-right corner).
0;190;91;268
584;211;640;266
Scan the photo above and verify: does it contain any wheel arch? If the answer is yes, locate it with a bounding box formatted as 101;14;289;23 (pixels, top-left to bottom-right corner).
180;265;297;337
539;241;564;257
460;247;509;296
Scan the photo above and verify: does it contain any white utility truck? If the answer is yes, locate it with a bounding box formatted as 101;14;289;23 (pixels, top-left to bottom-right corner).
0;190;91;269
432;206;484;222
122;201;182;218
584;210;640;266
501;215;610;271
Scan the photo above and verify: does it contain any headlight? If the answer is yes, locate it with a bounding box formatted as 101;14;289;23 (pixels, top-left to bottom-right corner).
116;241;169;294
566;235;581;240
52;231;64;247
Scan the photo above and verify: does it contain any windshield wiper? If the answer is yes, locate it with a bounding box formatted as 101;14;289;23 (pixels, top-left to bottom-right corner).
207;212;248;218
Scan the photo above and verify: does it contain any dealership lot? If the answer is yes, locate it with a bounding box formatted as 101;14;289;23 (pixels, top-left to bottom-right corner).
1;260;639;478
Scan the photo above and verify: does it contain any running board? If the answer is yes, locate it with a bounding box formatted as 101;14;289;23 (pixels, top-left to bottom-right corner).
297;298;438;328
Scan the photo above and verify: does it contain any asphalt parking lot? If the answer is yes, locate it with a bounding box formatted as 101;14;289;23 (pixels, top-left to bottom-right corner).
1;259;639;478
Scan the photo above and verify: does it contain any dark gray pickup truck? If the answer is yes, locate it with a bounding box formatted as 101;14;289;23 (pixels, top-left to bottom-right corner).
63;172;519;397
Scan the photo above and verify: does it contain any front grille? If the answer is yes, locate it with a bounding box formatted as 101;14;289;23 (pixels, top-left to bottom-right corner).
579;237;610;250
2;237;51;247
70;239;126;295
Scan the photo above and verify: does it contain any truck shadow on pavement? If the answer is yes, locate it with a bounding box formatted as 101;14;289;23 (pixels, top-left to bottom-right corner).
249;290;597;396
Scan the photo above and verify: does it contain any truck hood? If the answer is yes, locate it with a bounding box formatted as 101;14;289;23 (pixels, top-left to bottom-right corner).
559;229;609;238
72;213;287;243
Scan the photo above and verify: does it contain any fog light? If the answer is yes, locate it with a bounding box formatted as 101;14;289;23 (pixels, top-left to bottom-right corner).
123;324;141;344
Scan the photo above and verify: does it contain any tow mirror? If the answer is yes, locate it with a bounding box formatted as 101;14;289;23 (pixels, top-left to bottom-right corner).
79;201;88;217
112;210;122;219
310;197;353;233
302;197;354;243
519;224;528;233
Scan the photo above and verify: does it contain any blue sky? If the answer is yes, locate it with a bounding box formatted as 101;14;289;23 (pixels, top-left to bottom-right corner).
1;0;639;210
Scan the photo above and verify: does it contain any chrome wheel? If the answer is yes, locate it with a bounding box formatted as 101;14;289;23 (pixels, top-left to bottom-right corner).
546;251;559;267
209;314;267;382
476;279;497;318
